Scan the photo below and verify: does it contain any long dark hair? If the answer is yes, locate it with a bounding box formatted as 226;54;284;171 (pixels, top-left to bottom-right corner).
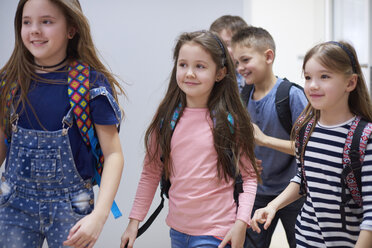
0;0;124;136
145;30;259;182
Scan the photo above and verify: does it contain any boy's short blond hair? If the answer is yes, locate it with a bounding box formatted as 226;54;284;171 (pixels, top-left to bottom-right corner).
231;26;276;55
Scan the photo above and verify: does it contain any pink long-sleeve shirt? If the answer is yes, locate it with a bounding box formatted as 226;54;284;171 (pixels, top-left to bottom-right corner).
129;107;257;236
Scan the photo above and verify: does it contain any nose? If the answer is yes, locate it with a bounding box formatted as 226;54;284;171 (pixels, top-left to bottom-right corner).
30;23;41;35
309;79;319;89
186;67;195;78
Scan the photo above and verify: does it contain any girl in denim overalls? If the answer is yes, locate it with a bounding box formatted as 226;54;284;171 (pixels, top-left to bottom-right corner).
0;0;124;247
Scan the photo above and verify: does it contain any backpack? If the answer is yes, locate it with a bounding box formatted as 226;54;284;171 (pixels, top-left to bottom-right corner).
1;61;122;218
296;115;372;231
240;78;304;135
130;104;247;243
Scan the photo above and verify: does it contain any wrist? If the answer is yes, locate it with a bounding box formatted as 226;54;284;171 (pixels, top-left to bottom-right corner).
129;218;140;228
267;202;279;212
92;208;110;222
235;219;248;228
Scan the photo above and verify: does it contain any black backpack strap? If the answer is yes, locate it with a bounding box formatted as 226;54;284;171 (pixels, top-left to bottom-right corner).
124;175;168;248
349;119;367;198
275;78;304;135
135;188;166;238
240;84;253;107
297;123;307;195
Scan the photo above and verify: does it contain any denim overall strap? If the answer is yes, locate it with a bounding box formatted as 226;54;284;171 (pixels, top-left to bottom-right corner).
4;114;89;192
89;86;122;219
1;112;95;247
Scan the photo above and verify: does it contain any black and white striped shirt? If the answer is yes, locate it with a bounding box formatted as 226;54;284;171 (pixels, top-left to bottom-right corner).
292;119;372;247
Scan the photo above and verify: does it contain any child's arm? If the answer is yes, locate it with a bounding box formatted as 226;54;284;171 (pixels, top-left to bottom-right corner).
253;123;295;155
120;218;140;248
0;128;6;166
64;124;124;248
219;155;257;247
121;141;163;248
355;230;372;248
251;182;302;233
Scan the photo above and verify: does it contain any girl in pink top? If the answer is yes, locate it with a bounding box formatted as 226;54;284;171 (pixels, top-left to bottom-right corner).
121;30;259;248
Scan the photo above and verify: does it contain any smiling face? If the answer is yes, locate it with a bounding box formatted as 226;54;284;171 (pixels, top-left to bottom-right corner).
21;0;73;66
304;57;356;117
176;42;225;108
232;44;269;85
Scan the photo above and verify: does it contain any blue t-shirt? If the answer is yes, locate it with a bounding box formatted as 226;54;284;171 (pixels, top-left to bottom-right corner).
10;68;119;179
247;77;307;195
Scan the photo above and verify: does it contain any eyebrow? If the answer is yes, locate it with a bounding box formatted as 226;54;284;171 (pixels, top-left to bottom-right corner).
178;59;208;64
22;15;57;19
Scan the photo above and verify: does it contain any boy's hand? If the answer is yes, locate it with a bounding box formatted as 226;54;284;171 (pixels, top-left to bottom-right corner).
251;205;277;233
218;220;247;248
120;219;140;248
63;210;106;248
252;123;267;146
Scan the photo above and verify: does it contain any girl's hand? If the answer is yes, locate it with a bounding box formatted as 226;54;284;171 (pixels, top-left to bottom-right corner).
255;158;263;175
120;219;140;248
63;210;106;248
250;204;277;233
218;219;247;248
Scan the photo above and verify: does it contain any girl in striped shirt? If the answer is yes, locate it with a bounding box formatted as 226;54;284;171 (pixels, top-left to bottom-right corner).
250;41;372;247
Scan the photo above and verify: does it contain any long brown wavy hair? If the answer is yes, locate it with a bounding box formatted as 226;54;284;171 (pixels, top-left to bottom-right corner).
0;0;124;136
291;41;372;142
145;30;259;182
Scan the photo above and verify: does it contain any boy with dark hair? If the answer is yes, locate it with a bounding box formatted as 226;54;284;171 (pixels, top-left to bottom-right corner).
231;26;307;248
210;15;248;91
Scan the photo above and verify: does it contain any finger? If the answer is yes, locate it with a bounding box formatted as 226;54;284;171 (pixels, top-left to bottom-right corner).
263;212;274;230
67;221;81;240
87;240;96;248
250;219;261;233
75;236;88;248
120;236;132;248
63;231;83;246
127;236;136;248
218;236;229;248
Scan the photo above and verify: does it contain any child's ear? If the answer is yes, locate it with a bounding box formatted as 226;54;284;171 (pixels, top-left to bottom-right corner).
67;27;77;39
346;74;358;92
264;49;275;64
216;66;227;82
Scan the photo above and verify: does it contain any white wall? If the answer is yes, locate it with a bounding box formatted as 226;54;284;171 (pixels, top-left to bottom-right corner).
245;0;327;87
0;1;244;247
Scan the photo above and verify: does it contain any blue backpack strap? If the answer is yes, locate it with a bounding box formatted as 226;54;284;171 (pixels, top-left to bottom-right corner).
67;61;122;219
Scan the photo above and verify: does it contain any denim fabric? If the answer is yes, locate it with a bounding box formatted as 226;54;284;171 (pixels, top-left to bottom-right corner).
170;228;232;248
0;113;94;248
244;195;305;248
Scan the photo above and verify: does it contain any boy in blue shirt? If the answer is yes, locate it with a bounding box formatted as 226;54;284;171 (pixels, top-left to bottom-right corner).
231;26;307;248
